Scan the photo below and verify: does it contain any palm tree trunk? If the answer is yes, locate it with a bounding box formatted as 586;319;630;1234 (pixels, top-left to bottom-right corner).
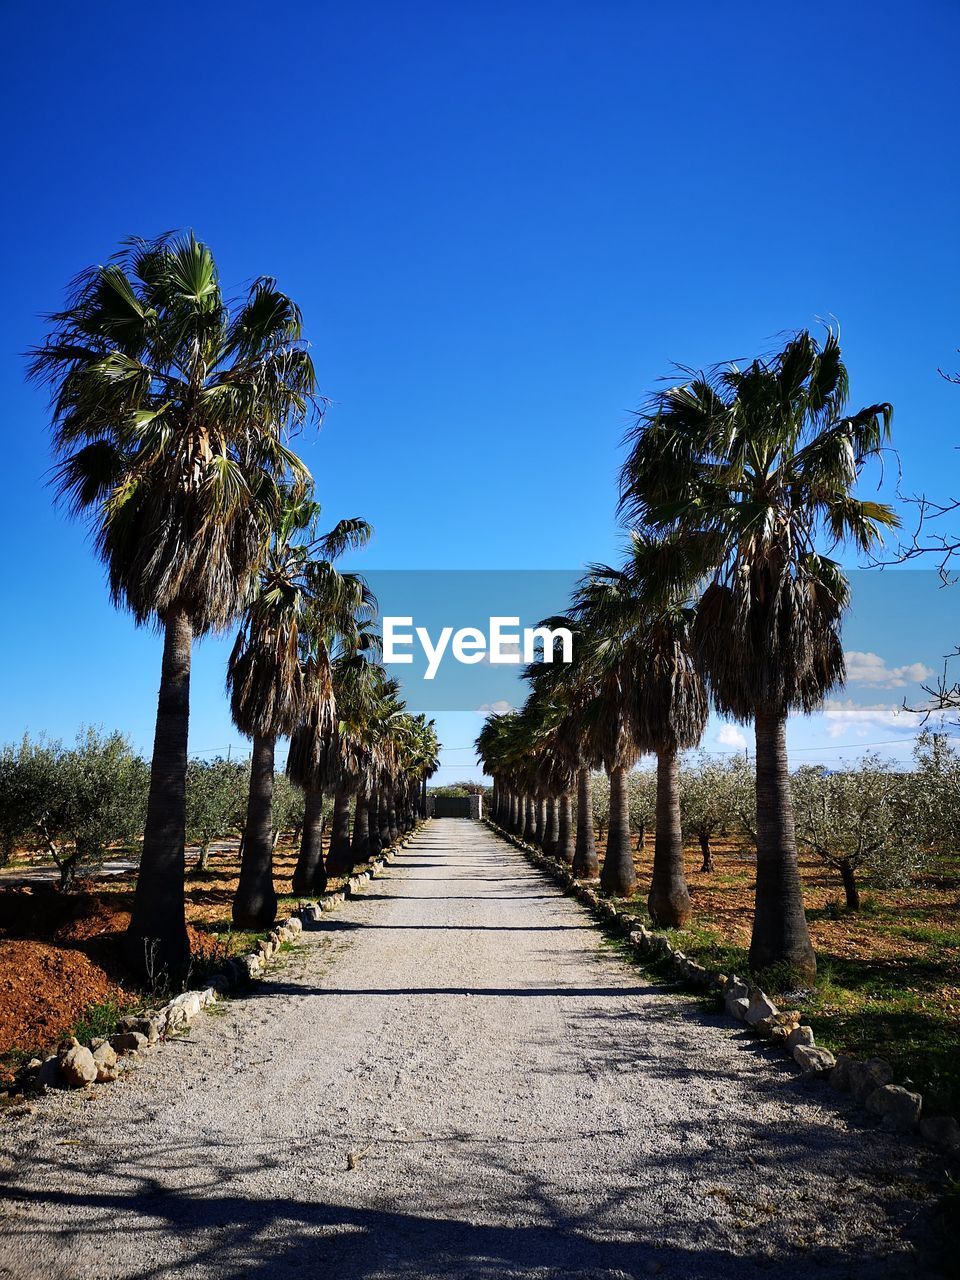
557;791;575;864
292;787;326;896
126;609;192;982
379;786;392;847
750;709;816;980
352;794;371;863
534;797;546;847
233;733;278;929
521;795;536;843
326;785;353;876
572;768;599;879
388;789;400;843
647;749;691;926
543;796;559;855
368;790;382;856
509;792;520;832
600;764;636;897
420;776;427;818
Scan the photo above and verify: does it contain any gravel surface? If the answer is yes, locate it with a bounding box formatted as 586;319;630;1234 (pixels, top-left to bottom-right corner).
0;820;943;1279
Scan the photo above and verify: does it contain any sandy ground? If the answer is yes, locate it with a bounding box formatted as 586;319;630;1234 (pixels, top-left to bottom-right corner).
0;820;943;1279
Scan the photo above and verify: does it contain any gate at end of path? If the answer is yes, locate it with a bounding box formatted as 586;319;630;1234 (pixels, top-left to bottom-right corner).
427;795;483;819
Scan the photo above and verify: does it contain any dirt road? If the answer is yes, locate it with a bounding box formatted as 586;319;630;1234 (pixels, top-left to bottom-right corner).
0;820;940;1278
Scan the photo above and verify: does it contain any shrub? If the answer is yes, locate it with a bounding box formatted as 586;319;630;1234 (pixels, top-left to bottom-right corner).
792;755;930;909
0;729;148;888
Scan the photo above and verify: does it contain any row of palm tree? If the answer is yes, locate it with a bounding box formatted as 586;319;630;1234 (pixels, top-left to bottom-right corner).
30;232;438;983
478;330;896;981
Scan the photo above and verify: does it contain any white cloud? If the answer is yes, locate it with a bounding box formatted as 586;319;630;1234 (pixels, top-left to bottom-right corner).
716;724;748;750
844;651;934;689
481;640;522;666
475;700;513;717
821;699;925;739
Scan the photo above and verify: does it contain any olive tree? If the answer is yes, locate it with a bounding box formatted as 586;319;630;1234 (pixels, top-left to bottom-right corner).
0;736;60;866
186;758;248;873
912;731;960;854
627;769;656;851
590;771;610;844
55;730;149;888
792;756;928;910
3;730;148;889
679;753;740;871
272;773;305;849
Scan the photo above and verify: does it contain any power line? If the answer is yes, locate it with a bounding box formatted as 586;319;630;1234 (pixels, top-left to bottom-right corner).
440;733;958;758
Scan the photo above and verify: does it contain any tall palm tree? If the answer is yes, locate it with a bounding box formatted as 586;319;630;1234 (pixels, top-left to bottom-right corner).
522;617;601;877
29;233;317;979
395;715;440;828
324;655;393;877
620;329;896;977
574;534;708;925
564;591;642;898
229;501;371;926
289;627;384;890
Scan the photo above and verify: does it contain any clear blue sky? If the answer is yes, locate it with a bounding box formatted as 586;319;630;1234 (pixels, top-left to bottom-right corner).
1;1;957;778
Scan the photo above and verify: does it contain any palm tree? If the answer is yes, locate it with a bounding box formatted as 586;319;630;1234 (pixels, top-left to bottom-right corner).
29;233;318;979
521;618;601;876
574;534;708;925
324;655;393;877
395;715;440;828
563;591;641;898
287;654;339;897
229;501;372;926
620;329;896;977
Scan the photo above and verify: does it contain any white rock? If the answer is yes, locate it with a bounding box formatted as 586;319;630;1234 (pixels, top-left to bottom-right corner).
746;990;779;1026
36;1055;60;1088
173;991;203;1020
793;1045;836;1074
849;1057;894;1101
110;1030;149;1055
59;1043;98;1087
161;1004;187;1034
865;1084;922;1130
786;1025;815;1051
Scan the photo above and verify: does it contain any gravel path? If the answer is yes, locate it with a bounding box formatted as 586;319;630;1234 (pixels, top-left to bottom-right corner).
0;820;942;1279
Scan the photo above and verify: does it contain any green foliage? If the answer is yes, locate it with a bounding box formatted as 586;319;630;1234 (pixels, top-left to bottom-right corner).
0;728;148;887
185;757;248;859
72;994;135;1045
429;781;487;797
678;751;740;843
913;731;960;853
272;772;305;838
793;755;931;891
626;770;656;837
28;232;319;635
0;735;59;865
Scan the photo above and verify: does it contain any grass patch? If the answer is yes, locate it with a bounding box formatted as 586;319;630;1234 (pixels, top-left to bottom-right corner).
71;994;137;1045
606;854;960;1116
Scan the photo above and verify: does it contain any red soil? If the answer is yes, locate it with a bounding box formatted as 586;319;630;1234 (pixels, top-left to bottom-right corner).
0;844;319;1072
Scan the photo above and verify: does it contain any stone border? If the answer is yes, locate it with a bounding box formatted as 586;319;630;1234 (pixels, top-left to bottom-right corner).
18;822;429;1098
486;818;960;1158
